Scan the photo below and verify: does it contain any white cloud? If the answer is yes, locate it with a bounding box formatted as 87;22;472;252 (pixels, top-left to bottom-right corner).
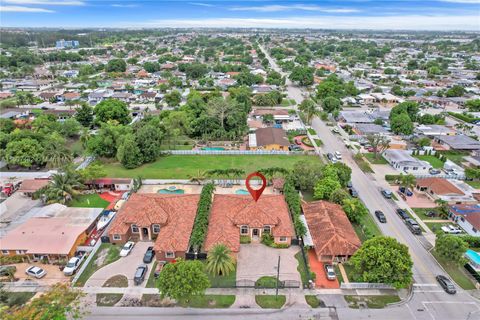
189;2;215;7
3;0;84;5
229;4;360;13
0;5;54;12
111;3;138;8
130;14;480;31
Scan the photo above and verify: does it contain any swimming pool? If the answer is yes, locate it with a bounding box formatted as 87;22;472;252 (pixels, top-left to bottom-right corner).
202;147;225;151
465;249;480;266
235;189;250;195
158;188;185;194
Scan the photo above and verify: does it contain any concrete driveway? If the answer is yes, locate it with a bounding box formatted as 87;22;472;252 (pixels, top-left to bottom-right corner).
85;241;154;288
236;244;301;283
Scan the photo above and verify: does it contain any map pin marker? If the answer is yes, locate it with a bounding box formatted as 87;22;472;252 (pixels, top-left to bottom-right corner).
245;172;267;202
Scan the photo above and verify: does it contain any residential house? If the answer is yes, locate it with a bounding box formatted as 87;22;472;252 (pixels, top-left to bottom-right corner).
249;127;290;151
108;193;200;261
204;194;295;257
434;135;480;151
353;124;389;136
383;149;432;174
449;204;480;236
416;125;457;137
84;178;133;191
18;179;50;198
416;177;470;203
302;200;361;262
38;92;57;102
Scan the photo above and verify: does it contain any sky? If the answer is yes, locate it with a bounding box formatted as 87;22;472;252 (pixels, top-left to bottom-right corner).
0;0;479;30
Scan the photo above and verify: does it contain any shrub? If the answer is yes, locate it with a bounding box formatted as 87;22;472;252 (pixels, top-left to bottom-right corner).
261;233;274;247
240;235;251;244
461;235;480;248
283;179;306;236
189;183;215;250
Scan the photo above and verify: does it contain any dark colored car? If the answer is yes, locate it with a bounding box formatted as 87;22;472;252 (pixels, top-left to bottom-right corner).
381;189;392;199
143;246;155;263
396;209;409;220
375;210;387;223
405;218;422;235
436;275;456;294
399;187;413;196
327;153;335;161
349;188;358;198
347;181;353;189
134;264;148;285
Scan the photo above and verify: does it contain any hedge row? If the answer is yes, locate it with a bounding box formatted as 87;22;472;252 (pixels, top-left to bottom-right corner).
283;179;307;237
461;235;480;248
189;183;215;250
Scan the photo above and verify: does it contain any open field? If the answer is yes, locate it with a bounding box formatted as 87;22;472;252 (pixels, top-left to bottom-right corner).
103;155;319;179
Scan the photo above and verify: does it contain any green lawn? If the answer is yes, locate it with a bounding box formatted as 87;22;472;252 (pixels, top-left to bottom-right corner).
178;295;235;308
96;293;123;306
414;155;445;169
146;261;158;288
466;180;480;189
255;295;286;309
440;151;468;165
74;243;121;287
206;263;237;288
103;155;319;179
364;153;388;165
256;276;280;288
305;295;325;308
344;295;400;309
159;145;193;151
412;208;439;221
431;250;476;290
353;212;382;243
295;249;313;286
69;194;110;209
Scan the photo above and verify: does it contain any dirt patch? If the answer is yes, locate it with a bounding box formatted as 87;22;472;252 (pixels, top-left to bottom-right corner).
102;275;128;288
94;248;108;267
141;294;176;307
96;293;123;306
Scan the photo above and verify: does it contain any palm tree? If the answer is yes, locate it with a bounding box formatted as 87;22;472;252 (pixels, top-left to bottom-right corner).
435;199;450;219
80;128;91;149
298;99;320;125
400;174;416;192
37;170;83;204
43;145;73;169
206;243;235;276
188;170;207;185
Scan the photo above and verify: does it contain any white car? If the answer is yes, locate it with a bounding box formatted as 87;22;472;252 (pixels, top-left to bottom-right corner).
120;241;135;257
335;151;342;160
441;225;462;234
26;266;46;279
63;256;83;276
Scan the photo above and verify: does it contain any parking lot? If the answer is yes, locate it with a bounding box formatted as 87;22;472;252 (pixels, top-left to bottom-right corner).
12;262;70;286
84;241;154;288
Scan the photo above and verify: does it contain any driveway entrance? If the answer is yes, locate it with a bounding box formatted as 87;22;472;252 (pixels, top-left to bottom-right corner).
236;243;301;283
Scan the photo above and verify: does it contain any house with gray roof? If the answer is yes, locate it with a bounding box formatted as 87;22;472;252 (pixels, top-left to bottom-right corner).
434;135;480;151
383;149;432;174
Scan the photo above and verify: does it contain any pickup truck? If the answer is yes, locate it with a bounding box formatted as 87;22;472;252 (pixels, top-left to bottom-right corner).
63;251;86;276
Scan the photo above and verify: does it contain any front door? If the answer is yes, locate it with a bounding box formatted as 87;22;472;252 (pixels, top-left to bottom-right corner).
252;228;259;237
142;227;149;240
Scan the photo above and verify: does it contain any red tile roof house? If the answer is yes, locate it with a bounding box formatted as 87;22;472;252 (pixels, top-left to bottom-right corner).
108;193;200;262
18;179;50;197
302;200;361;263
204;194;295;257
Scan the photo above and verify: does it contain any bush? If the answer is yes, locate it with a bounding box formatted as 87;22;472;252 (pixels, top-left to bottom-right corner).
0;255;27;264
283;179;307;236
385;174;402;183
189;184;215;250
261;233;274;246
240;235;251;244
461;235;480;248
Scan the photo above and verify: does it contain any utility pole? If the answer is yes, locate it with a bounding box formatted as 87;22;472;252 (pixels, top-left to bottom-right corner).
275;255;281;298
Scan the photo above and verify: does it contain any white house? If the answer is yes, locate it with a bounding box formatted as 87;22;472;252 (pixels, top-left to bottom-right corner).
383;149;432;174
449;204;480;237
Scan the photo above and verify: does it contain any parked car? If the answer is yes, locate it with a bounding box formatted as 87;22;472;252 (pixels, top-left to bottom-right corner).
120;241;135;257
396;209;409;220
324;264;336;280
349;188;358;198
347;181;353;189
25;266;46;279
334;151;342;160
134;264;148;285
441;225;462;234
63;254;85;276
425;210;437;218
399;187;413;197
429;168;441;175
143;246;155;263
332;127;340;134
375;210;387;223
436;275;456;294
405;218;422;235
327;153;337;163
381;189;392;199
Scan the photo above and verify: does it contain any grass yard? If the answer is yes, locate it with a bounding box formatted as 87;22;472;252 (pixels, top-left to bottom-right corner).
344;295;400;309
159;145;193;151
353;154;374;173
255;295;286;309
96;293;123;306
103;155;319;179
440;151;468;165
102;275;128;287
295;250;313;286
412;208;443;221
414;155;445;169
74;243;121;287
431;250;476;290
0;291;35;307
256;276;280;288
353;212;382;243
178;295;235;308
146;261;158;288
206;263;237;288
466;180;480;189
364;153;388;165
305;295;325;308
69;194;110;209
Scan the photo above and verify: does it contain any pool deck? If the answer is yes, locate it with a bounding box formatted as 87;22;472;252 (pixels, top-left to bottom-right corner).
138;184;275;195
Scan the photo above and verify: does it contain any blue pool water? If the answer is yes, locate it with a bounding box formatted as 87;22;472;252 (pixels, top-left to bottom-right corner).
466;249;480;264
202;147;225;151
158;189;185;194
235;189;250;195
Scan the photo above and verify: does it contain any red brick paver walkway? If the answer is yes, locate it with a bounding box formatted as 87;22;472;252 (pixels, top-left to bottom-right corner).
308;249;340;289
99;191;122;210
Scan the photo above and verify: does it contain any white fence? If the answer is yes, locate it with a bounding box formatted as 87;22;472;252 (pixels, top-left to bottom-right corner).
167;150;308;155
71;239;102;285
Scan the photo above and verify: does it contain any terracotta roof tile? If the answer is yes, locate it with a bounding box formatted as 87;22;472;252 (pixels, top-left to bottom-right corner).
302;200;361;259
18;179;50;193
205;194;294;253
417;178;464;196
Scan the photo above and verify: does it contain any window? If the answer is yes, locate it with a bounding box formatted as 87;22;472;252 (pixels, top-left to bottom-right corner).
279;237;287;242
240;225;248;235
263;226;271;234
152;224;160;234
15;250;26;255
131;224;139;233
165;252;175;258
473;228;478;233
113;234;121;241
1;250;9;255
